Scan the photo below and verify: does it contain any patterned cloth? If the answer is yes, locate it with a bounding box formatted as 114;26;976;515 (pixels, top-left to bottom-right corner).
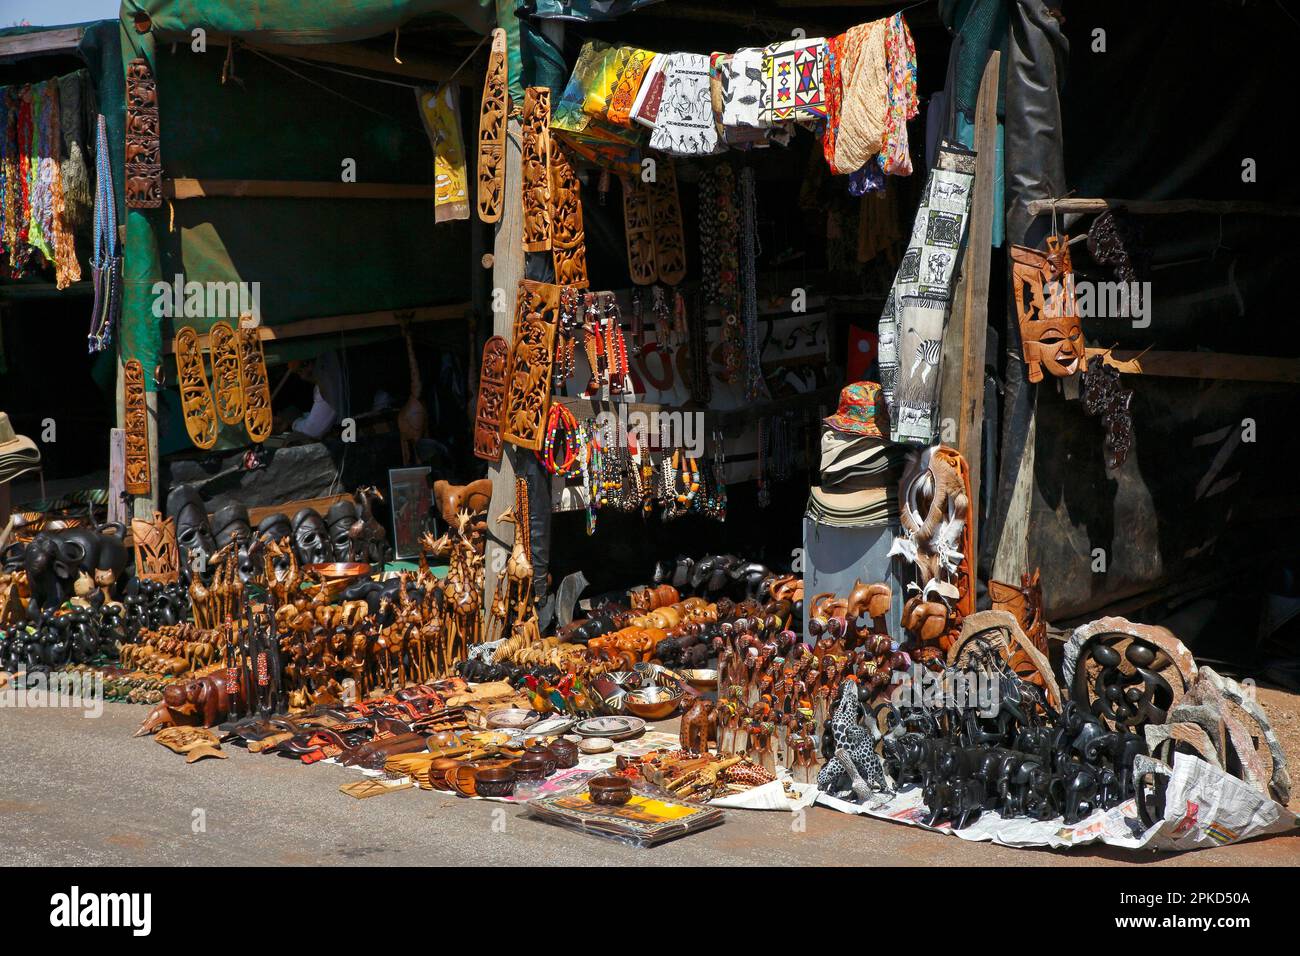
878;142;976;445
416;85;469;223
827;20;887;176
880;13;918;176
629;54;668;128
720;47;765;127
607;47;657;127
760;38;828;124
648;53;721;156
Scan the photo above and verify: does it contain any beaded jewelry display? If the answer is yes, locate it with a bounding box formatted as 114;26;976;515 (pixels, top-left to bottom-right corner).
537;402;579;476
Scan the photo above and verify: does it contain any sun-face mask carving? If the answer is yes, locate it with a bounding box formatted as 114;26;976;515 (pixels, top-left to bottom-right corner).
1011;235;1087;383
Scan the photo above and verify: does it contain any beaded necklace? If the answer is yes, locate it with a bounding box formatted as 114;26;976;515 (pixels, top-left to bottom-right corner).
578;418;599;534
687;288;712;403
629;287;645;355
555;286;580;391
739;166;769;402
87;114;120;353
537;402;579;476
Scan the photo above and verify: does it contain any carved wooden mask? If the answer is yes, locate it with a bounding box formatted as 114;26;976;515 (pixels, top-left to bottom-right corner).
1011;235;1087;383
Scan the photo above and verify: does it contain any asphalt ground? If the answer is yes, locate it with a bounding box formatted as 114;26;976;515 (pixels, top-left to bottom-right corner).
2;700;1297;867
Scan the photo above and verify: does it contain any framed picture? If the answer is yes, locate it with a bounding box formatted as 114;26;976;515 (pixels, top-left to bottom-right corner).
387;466;432;560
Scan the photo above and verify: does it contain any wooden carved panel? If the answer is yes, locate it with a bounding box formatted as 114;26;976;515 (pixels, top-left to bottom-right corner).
549;140;589;289
622;175;657;286
208;321;245;425
131;511;180;584
123;358;151;495
473;335;511;462
647;156;686;285
235;326;273;444
125;57;162;209
173;326;218;450
521;87;553;253
502;280;560;451
476;28;508;224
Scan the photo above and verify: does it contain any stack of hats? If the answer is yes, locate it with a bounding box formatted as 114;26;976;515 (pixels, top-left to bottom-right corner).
806;382;904;527
0;412;40;486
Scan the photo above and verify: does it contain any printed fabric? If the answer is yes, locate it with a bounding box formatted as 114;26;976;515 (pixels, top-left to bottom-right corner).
417;85;469;222
760;38;828;124
648;53;721;156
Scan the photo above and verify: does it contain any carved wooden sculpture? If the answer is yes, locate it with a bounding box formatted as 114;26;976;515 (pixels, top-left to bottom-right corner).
549;140;589;288
622;174;658;285
476;28;509;224
173;327;218;450
473;335;510;462
1010;235;1087;383
520;87;553;253
989;569;1047;656
125;57;162;209
502;280;559;451
948;609;1061;711
123;358;151;495
208;322;245;425
235;325;273;443
646;156;686;285
132;511;180;584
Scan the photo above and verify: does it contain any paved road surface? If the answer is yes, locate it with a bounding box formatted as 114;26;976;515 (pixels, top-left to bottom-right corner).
2;702;1297;867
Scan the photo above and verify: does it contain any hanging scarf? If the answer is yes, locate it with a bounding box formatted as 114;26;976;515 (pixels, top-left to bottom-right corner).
606;47;656;127
416;84;469;223
88;114;120;353
828;20;888;176
14;87;34;271
648;53;720;157
45;80;80;289
0;88;17;263
59;71;92;227
760;38;828;125
879;13;918;176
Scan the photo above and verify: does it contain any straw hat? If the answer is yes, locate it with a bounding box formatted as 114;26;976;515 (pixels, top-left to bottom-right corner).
0;412;41;486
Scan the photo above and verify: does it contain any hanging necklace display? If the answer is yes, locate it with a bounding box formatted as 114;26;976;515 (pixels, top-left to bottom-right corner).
473;334;510;462
651;285;672;352
646;155;686;285
739;166;770;401
124;57;162;209
476;27;508;224
87;115;120;353
173;326;219;450
756;417;771;509
604;293;630;395
629;288;645;355
207;321;245;425
502;279;560;451
622;174;658;285
122;358;151;495
549;141;589;288
554;285;580;392
701;164;743;386
578;418;599;534
235;325;274;444
520;87;553;253
537;402;579;476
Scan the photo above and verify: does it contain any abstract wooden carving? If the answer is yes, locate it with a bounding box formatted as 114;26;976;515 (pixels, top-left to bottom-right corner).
125;57;162;209
521;87;553;253
208;321;245;425
549;140;589;288
502;280;559;451
123;358;151;495
131;511;180;584
476;28;508;224
235;326;273;444
647;156;686;285
473;335;510;462
622;175;657;285
173;326;218;450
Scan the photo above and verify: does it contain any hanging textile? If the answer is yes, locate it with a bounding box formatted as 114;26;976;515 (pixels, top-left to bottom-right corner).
28;81;56;267
0;88;18;265
58;71;92;228
88;114;121;354
606;47;656;127
629;53;667;128
879;13;919;176
826;20;887;175
648;53;721;156
759;38;829;125
416;84;469;223
878;142;975;445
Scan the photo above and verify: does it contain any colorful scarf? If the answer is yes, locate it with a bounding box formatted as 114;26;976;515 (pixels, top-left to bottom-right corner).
828;20;887;176
606;47;656;127
648;53;720;156
760;38;828;124
416;84;469;223
880;13;918;176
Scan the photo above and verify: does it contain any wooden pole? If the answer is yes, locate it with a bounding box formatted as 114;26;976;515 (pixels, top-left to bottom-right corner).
939;52;999;585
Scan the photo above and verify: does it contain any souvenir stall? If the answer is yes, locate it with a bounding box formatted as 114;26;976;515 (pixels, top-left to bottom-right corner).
0;0;1296;856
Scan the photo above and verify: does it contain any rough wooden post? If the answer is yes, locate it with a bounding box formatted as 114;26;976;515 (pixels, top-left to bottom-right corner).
483;115;523;606
939;52;999;585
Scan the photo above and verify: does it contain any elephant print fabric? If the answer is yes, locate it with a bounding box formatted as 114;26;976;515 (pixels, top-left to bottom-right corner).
877;141;975;445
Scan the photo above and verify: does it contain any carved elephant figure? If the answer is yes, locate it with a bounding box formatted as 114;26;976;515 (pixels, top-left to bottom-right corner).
1057;764;1101;825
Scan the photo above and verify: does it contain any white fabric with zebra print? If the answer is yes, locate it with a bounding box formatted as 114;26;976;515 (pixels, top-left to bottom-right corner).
878;142;976;444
